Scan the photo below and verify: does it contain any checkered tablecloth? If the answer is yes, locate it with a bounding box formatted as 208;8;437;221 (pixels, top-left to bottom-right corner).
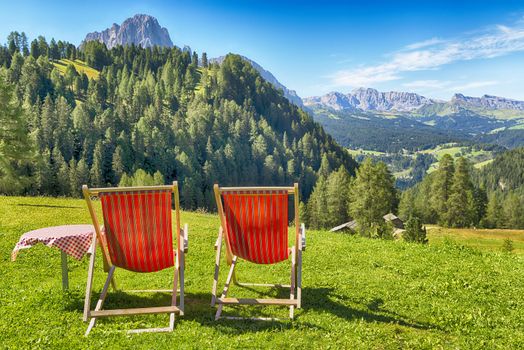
11;225;96;261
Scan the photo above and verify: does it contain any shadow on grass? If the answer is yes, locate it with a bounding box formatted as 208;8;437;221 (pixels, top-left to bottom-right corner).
302;287;438;331
64;286;436;333
16;203;84;209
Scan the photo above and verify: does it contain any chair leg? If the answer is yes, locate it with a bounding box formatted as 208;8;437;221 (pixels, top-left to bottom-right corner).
296;245;302;309
211;231;223;306
169;255;179;330
110;275;118;291
83;234;97;322
289;246;296;320
85;266;116;336
215;256;237;320
178;250;185;316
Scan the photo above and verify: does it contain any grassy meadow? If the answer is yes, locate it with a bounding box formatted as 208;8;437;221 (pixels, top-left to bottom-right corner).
1;195;524;348
52;59;100;80
427;226;524;254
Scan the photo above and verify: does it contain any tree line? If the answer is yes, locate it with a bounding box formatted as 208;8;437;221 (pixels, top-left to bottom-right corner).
0;32;357;210
399;151;524;229
302;158;399;238
302;148;524;233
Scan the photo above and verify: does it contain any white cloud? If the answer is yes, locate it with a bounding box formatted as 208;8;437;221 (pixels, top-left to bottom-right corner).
330;20;524;88
449;80;499;92
404;37;446;50
402;79;499;92
402;80;452;89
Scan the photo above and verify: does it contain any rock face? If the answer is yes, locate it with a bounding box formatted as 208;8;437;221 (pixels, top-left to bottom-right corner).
83;14;173;49
305;88;524;113
451;94;524;111
210;55;303;107
304;87;436;112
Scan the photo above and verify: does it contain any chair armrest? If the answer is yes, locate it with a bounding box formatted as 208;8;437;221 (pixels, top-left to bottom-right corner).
300;223;306;251
182;224;189;253
215;227;223;250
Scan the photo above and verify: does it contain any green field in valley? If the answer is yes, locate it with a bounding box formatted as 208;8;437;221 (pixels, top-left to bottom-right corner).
347;143;496;182
2;195;524;348
421;143;494;173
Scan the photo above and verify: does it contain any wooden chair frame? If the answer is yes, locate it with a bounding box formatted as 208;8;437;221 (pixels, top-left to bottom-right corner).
211;183;306;320
82;182;188;336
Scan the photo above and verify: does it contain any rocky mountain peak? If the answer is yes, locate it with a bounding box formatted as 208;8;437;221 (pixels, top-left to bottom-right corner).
305;88;434;112
83;14;173;49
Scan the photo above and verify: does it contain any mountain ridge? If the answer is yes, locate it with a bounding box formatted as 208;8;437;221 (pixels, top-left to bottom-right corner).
305;88;524;114
83;14;173;49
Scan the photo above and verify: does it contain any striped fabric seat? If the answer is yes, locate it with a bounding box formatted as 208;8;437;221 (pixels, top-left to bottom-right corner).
221;190;289;264
99;190;174;273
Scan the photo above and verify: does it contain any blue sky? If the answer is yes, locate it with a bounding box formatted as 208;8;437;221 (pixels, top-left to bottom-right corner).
1;0;524;100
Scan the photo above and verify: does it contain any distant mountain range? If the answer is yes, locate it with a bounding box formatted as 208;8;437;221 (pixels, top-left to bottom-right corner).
83;14;173;49
304;88;524;115
304;88;524;152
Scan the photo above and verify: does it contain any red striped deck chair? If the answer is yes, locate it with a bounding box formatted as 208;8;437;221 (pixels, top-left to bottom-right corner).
211;183;306;320
82;182;188;336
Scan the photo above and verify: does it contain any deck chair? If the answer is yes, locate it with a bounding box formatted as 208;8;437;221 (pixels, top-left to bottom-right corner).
82;182;188;336
211;183;306;320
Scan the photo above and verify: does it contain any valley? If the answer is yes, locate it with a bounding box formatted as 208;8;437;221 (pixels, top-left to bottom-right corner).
348;142;500;188
304;88;524;188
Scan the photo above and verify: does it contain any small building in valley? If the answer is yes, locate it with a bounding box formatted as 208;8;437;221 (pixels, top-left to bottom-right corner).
330;213;405;237
330;220;358;233
383;213;404;229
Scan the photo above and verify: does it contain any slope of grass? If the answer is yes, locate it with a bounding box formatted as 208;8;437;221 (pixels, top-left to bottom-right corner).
2;196;524;348
422;143;494;174
427;226;524;254
52;59;100;80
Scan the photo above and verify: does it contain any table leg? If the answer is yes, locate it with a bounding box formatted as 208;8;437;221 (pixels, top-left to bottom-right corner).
61;251;69;291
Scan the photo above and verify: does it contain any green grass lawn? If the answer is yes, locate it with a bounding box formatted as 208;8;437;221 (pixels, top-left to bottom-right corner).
2;196;524;348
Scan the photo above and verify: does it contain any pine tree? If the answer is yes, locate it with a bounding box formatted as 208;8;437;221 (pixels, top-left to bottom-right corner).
153;171;164;185
472;186;488;227
90;141;105;187
325;166;351;227
403;216;428;244
305;174;328;229
398;189;416;221
445;157;474;228
36;147;55;194
68;158;80;196
30;39;40;58
503;193;524;229
20;32;29;57
430;154;454;224
482;193;502;229
0;73;33;193
111;145;125;182
318;153;331;178
53;148;69;195
349;158;397;236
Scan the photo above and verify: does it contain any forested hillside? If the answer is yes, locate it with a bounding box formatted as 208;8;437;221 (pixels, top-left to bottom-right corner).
476;147;524;192
400;148;524;229
0;32;356;209
309;106;461;152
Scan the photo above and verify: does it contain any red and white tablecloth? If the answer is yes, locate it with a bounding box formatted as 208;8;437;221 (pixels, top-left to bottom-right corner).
12;225;96;261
